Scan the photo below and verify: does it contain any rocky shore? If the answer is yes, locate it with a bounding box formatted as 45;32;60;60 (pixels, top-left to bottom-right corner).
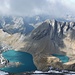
0;51;21;71
0;54;8;68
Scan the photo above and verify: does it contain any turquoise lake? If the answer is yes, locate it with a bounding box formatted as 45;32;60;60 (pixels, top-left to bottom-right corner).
0;50;69;73
0;50;37;73
52;54;69;63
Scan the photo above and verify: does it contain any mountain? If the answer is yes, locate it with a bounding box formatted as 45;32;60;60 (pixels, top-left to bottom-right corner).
0;16;75;71
19;19;75;71
0;16;34;35
63;15;75;22
24;14;51;24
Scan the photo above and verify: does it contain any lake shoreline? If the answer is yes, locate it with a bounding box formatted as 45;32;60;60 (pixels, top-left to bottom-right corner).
0;50;37;73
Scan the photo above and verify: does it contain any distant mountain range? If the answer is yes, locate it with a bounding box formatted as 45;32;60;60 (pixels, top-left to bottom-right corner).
0;15;74;35
0;16;34;35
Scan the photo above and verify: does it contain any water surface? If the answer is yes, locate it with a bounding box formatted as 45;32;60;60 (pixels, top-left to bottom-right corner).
0;50;37;73
52;54;69;63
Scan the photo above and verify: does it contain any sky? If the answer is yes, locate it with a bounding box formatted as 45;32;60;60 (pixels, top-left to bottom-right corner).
0;0;75;18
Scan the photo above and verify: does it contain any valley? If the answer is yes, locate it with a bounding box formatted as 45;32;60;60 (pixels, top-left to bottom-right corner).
0;16;75;74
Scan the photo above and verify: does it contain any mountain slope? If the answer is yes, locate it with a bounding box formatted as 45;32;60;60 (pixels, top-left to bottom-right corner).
20;19;75;71
0;29;25;51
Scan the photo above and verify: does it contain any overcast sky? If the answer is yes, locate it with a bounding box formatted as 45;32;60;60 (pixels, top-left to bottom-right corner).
0;0;75;18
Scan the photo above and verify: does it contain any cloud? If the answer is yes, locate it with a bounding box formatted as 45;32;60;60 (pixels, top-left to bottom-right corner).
9;0;49;16
0;0;10;15
0;0;75;18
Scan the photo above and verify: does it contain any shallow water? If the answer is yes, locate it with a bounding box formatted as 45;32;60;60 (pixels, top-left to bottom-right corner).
0;50;37;73
52;54;69;63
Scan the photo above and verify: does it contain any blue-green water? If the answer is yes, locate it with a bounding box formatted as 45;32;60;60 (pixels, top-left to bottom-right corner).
0;50;37;73
52;54;69;63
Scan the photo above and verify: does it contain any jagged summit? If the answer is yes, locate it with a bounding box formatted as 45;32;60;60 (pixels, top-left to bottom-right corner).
30;19;75;40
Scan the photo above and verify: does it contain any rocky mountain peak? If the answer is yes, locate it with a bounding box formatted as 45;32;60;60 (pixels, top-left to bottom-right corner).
31;21;52;40
30;19;75;40
26;20;75;71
